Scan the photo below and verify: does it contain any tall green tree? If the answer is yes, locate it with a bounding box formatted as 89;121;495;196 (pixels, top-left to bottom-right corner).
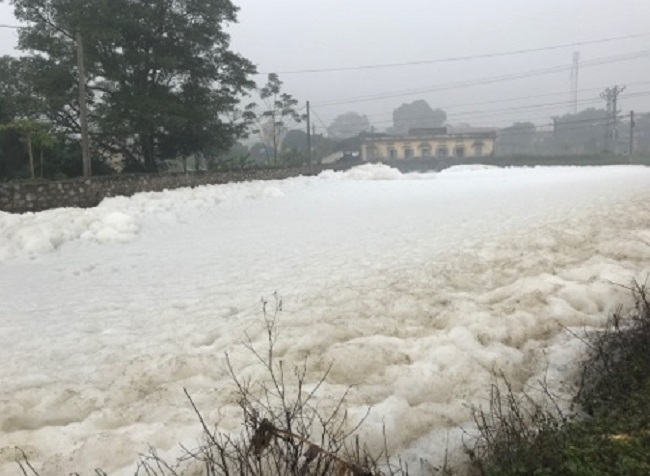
554;108;609;155
282;129;338;164
0;119;53;179
0;56;22;178
497;122;537;156
0;54;114;179
257;73;304;165
0;55;51;178
7;0;258;172
391;100;447;134
327;112;371;140
635;113;650;155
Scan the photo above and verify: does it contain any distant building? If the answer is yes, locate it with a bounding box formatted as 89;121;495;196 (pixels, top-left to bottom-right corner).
360;127;496;161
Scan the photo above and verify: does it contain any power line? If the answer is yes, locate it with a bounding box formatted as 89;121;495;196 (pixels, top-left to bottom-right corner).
355;81;650;122
492;115;633;139
395;97;609;126
386;92;648;128
311;89;649;130
364;98;602;127
514;107;637;128
309;107;330;134
307;88;648;133
291;80;650;132
258;32;650;75
473;116;627;139
452;100;645;125
359;117;629;143
315;91;646;132
515;114;631;132
312;50;650;108
441;91;650;122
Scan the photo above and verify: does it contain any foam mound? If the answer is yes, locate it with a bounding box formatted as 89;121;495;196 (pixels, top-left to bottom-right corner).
319;164;407;180
439;164;500;174
0;180;286;260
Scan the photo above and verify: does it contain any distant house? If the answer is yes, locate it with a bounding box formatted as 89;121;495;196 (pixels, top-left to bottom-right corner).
360;127;496;161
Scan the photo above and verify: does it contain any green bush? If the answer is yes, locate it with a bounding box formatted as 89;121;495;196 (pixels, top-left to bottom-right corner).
469;282;650;476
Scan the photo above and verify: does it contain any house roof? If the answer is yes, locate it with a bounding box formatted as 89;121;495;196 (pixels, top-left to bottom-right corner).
362;130;496;144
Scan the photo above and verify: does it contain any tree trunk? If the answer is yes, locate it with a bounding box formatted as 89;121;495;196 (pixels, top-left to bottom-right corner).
26;132;35;179
40;147;44;178
140;132;157;172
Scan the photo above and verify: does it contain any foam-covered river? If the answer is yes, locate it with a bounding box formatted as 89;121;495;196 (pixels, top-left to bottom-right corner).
2;164;650;474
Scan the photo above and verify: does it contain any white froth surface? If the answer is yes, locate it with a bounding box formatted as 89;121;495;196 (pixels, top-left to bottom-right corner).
2;164;650;474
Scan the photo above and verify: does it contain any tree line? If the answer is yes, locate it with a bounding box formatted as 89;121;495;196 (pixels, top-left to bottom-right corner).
0;0;466;182
0;0;309;180
497;109;650;157
2;0;647;180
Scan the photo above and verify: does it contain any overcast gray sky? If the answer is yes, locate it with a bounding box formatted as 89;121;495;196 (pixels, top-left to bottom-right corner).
1;0;649;131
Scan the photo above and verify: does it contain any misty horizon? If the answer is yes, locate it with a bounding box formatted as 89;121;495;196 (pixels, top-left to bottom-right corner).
1;1;649;132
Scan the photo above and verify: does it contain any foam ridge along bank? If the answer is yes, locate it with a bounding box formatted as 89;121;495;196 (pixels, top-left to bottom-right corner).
2;156;647;214
0;165;355;214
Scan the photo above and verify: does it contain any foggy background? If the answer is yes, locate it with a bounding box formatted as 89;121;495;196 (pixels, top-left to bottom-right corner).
2;2;650;473
1;0;649;130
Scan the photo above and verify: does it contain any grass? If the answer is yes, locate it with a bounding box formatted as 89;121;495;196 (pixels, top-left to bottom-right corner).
468;281;650;476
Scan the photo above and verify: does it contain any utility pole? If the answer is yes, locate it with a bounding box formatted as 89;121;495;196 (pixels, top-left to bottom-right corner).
629;110;636;160
76;31;92;178
306;101;312;166
600;85;626;153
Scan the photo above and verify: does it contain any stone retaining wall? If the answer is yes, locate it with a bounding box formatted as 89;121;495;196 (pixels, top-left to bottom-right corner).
2;157;646;214
0;165;346;214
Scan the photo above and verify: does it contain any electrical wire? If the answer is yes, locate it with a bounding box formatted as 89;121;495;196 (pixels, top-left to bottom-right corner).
421;92;650;124
258;32;650;75
309;107;330;135
490;115;632;138
365;95;606;127
312;50;650;108
359;81;650;121
312;90;648;131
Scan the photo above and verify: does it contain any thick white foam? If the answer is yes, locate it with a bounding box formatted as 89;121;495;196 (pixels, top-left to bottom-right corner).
1;165;650;474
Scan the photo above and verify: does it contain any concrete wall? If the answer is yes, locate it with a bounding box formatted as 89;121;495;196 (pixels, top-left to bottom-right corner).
0;164;347;214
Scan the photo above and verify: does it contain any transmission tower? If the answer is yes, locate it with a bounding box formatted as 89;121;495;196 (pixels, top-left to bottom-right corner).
569;52;580;114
